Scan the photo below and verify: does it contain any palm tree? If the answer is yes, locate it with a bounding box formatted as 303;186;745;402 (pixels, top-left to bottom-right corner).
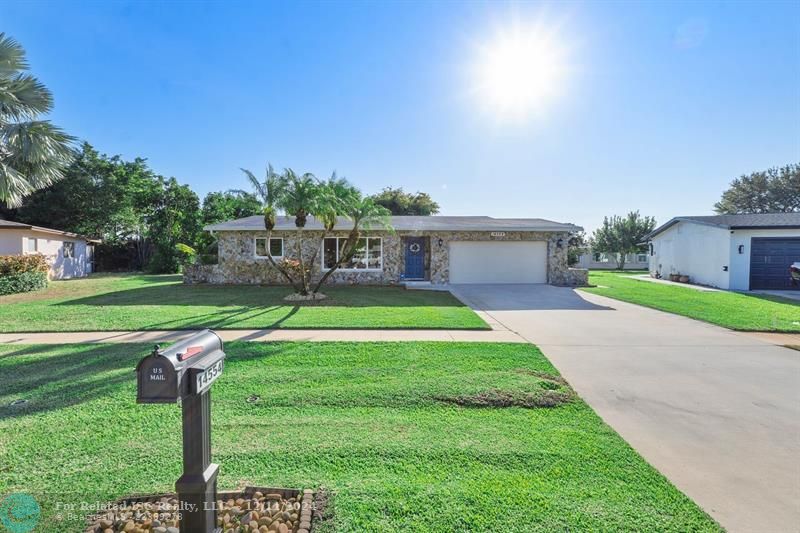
0;33;74;207
312;195;392;293
239;164;284;229
314;172;359;231
277;169;321;228
238;164;295;285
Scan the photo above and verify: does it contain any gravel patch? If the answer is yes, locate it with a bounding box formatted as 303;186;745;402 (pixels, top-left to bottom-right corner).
86;487;315;533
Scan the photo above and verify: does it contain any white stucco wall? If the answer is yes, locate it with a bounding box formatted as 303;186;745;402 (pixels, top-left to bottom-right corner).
729;228;800;290
21;229;93;279
649;222;731;289
0;230;25;255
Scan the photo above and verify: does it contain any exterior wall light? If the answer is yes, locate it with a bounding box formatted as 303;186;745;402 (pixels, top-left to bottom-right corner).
738;245;744;254
556;238;564;248
437;238;443;248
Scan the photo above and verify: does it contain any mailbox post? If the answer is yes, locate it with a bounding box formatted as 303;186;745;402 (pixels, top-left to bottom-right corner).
136;329;226;533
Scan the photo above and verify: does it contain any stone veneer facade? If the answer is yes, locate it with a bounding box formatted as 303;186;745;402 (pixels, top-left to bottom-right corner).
184;230;588;286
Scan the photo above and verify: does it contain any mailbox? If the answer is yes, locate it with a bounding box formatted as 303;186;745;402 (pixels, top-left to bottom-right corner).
135;329;227;532
136;329;225;403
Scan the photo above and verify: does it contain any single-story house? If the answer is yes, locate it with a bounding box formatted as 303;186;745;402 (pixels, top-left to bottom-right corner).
576;249;649;270
645;213;800;290
0;219;98;279
187;215;587;286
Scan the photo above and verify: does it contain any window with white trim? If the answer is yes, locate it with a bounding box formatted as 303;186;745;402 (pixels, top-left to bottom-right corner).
26;238;37;253
323;237;382;270
636;253;648;263
63;241;75;258
255;238;283;258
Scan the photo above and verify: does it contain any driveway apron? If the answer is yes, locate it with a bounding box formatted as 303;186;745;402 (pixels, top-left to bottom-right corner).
450;283;800;533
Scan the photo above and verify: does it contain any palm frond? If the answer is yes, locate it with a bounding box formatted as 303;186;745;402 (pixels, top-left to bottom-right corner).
0;33;28;78
0;73;53;121
0;120;75;206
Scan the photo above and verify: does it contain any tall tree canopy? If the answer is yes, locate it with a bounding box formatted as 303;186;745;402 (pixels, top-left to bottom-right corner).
714;163;799;214
2;142;200;273
0;32;74;207
369;187;439;216
201;190;261;226
591;211;656;270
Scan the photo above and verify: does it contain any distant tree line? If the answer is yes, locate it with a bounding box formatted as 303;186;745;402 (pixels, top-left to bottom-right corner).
0;143;443;273
714;163;799;214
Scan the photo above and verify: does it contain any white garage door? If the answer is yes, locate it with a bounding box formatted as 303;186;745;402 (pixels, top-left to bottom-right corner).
449;241;547;284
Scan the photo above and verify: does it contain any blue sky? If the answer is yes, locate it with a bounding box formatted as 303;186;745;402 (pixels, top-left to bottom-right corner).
4;0;799;232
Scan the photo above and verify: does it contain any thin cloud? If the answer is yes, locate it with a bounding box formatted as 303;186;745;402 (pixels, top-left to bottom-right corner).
673;18;709;49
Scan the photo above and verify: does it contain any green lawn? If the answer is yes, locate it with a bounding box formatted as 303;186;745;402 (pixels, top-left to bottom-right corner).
0;273;487;331
583;270;800;332
0;341;718;532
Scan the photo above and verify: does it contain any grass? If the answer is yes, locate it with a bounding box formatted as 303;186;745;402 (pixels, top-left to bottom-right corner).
0;273;488;331
583;270;800;332
0;341;719;532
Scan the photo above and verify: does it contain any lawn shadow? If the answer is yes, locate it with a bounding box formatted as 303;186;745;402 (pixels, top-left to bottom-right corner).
55;283;466;309
0;344;149;419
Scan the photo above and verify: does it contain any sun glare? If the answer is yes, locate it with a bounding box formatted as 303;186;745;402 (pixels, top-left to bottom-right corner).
471;22;569;121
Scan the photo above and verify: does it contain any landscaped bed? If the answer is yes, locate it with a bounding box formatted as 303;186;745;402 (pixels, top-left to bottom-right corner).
0;273;488;331
583;270;800;332
86;487;318;532
0;341;719;531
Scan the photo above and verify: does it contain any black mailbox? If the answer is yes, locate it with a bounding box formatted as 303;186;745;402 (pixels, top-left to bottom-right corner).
136;329;225;403
135;329;227;532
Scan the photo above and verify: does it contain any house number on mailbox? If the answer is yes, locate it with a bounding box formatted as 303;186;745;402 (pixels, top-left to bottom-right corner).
194;358;224;394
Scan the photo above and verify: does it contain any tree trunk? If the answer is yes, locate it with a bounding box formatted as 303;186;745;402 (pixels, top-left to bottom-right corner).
616;252;626;270
312;229;360;294
296;228;309;295
262;229;297;288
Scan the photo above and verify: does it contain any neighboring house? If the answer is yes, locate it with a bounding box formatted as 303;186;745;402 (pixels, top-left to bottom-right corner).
645;213;800;290
0;219;98;279
188;215;587;286
576;249;649;270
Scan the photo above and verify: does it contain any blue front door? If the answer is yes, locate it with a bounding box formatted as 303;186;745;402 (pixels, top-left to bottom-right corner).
404;237;426;280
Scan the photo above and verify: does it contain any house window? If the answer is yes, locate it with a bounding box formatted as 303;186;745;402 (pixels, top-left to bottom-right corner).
637;254;648;263
255;238;283;258
593;252;610;263
63;241;75;258
323;237;382;270
26;238;37;253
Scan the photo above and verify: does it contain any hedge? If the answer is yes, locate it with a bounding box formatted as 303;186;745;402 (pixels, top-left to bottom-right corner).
0;254;49;295
0;271;48;296
0;254;49;275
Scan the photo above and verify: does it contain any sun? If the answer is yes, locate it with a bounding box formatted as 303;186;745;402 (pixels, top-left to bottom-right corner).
471;22;570;121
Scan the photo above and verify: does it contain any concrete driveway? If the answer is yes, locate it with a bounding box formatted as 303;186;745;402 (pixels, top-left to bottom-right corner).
450;284;800;533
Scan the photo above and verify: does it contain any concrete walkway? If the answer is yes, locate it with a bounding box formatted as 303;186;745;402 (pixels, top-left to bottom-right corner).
0;328;525;345
450;284;800;533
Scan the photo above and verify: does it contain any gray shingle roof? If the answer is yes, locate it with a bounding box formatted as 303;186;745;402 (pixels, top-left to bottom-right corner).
0;219;32;229
0;219;100;242
205;215;581;233
647;212;800;239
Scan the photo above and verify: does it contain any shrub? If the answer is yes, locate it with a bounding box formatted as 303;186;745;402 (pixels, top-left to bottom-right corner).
0;271;48;295
175;243;197;265
0;254;49;276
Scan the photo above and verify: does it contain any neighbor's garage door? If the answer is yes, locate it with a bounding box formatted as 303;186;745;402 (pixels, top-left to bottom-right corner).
449;241;547;284
750;237;800;290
